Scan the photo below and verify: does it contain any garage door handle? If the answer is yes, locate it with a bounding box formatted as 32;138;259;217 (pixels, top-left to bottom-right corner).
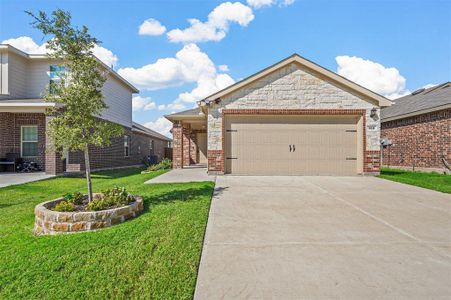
293;145;295;152
289;145;292;152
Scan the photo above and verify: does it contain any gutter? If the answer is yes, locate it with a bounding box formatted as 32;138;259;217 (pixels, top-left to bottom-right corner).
381;103;451;122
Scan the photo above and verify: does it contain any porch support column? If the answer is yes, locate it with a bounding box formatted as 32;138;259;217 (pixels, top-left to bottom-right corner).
182;123;191;167
172;122;183;169
44;116;64;175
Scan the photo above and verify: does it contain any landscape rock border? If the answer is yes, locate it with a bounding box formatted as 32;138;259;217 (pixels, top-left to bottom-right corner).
33;194;143;235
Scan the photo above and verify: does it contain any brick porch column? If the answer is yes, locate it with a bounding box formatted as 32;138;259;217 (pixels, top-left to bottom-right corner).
172;122;183;168
44;116;64;175
182;123;191;167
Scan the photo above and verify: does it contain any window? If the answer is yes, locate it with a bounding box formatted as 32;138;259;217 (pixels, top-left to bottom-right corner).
49;65;67;93
149;140;155;155
21;126;38;157
124;135;130;157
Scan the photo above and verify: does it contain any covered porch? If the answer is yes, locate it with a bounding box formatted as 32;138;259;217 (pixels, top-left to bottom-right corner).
0;100;65;175
166;107;208;169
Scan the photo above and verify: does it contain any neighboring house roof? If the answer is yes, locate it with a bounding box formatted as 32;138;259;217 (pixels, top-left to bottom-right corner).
132;122;172;142
381;82;451;122
0;44;139;93
165;107;206;122
198;53;392;108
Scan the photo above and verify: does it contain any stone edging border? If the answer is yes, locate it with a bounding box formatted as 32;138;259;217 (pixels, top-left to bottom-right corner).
33;194;143;235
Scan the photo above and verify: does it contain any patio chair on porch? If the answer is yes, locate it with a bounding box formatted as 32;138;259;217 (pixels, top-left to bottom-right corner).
0;153;22;172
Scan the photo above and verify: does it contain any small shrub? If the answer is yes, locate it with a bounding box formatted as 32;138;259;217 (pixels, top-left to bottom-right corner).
63;191;84;205
53;200;75;212
147;158;172;172
87;186;134;211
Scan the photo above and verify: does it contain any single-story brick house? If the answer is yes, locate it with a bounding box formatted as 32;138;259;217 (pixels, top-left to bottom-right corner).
381;82;450;173
166;54;392;176
0;44;171;175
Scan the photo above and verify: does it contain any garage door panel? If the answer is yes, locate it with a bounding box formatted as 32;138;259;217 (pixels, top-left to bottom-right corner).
225;115;359;175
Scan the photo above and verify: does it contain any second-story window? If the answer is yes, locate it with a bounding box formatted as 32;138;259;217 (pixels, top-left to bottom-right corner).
49;65;66;93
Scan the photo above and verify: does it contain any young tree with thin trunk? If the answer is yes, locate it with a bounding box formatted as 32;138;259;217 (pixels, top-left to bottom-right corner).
27;9;123;201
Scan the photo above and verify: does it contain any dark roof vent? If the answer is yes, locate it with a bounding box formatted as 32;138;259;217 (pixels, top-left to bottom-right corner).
411;88;425;95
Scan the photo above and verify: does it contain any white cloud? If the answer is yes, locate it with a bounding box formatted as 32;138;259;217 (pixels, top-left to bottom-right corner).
422;83;437;89
138;18;166;36
336;55;409;99
2;36;48;53
157;103;187;111
218;64;229;72
167;2;254;43
2;36;118;67
132;96;156;111
144;117;173;138
118;43;235;105
246;0;295;8
247;0;274;8
92;45;118;67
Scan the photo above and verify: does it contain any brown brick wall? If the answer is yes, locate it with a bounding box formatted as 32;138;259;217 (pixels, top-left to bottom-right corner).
0;112;46;170
172;122;183;168
182;123;191;167
0;112;169;174
381;109;450;169
208;150;224;173
67;128;169;172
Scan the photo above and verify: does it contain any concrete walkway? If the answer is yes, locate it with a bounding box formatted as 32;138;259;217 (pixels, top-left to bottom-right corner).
145;166;215;184
0;172;54;188
195;176;451;299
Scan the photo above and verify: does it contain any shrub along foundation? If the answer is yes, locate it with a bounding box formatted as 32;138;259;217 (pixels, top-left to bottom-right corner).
34;194;143;235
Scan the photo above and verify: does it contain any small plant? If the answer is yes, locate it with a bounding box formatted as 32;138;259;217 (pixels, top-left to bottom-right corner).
146;158;172;172
53;200;75;212
87;186;134;211
63;191;84;205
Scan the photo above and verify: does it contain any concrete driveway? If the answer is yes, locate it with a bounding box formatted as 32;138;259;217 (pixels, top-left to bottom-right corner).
195;176;451;299
0;172;54;188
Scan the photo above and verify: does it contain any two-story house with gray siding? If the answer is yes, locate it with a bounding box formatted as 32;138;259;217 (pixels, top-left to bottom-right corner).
0;44;171;175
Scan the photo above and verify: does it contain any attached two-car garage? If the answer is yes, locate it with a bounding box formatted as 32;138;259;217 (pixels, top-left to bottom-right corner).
224;114;363;176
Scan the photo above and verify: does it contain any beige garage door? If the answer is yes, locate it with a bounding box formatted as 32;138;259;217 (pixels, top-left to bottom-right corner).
225;115;360;175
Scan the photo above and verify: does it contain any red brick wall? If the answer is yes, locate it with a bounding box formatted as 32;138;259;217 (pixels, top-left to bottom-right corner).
182;123;191;167
189;131;198;164
172;122;183;168
381;109;450;169
207;150;224;173
0;112;46;170
67;128;168;172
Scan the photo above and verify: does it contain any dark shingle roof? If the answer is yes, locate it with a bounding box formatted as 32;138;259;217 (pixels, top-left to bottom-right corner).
132;122;171;141
165;107;202;117
381;82;451;121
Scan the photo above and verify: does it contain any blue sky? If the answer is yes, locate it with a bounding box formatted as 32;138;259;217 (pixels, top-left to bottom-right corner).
1;0;450;136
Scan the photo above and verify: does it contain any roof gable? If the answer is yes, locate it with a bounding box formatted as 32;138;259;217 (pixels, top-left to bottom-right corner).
199;54;392;107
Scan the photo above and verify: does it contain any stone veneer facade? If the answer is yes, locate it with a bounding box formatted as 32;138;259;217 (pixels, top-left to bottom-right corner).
206;62;381;174
381;108;450;171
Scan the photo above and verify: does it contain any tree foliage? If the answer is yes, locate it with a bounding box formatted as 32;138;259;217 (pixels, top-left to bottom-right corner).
27;9;123;200
27;9;123;152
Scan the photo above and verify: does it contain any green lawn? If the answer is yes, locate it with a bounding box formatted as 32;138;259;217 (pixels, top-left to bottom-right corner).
379;167;451;194
0;168;215;299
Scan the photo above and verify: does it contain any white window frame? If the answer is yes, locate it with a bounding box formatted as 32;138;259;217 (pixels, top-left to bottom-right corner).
124;135;130;157
21;125;38;157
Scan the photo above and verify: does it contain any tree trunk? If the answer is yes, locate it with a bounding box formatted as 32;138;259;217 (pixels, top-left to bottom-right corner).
84;145;93;202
